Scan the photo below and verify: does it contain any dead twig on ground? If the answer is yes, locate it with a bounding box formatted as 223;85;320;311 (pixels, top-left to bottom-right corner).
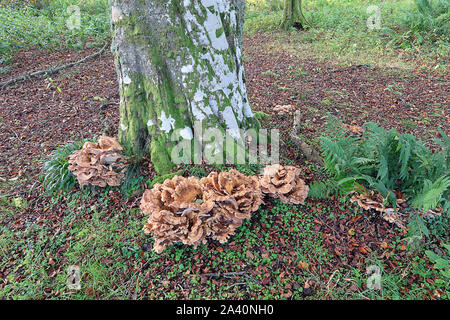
0;42;110;90
202;271;247;278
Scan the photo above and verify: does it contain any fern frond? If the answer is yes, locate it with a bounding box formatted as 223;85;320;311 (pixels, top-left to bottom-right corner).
308;180;338;199
412;175;450;211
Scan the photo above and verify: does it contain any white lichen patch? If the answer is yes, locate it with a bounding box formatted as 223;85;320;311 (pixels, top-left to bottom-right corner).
194;90;206;102
191;105;205;121
229;9;237;29
159;111;176;133
111;6;123;23
221;106;241;140
181;64;193;74
180;127;194;140
181;0;252;125
209;96;219;114
202;3;228;51
123;75;132;85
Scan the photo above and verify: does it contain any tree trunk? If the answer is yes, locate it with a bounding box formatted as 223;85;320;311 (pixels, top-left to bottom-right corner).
280;0;308;30
32;0;51;10
109;0;258;173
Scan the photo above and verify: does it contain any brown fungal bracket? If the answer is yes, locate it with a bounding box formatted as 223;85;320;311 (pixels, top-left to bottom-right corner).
140;170;263;253
140;176;214;253
201;169;262;244
141;165;311;254
349;189;406;227
260;164;309;205
273;104;294;115
68;136;127;188
343;123;364;139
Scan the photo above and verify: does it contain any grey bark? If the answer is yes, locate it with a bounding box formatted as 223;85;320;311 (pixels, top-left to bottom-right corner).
109;0;258;173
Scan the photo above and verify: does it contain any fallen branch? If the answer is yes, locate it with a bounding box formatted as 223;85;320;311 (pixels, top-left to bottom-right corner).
289;110;323;165
0;42;110;90
202;271;247;278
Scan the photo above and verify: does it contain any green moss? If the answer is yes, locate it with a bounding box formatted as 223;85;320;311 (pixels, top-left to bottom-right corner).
149;169;184;188
113;1;259;173
150;136;174;174
215;27;224;39
254;111;271;121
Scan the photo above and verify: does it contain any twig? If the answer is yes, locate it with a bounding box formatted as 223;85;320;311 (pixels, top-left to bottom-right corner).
0;42;110;90
325;269;341;295
228;282;247;289
202;271;247;278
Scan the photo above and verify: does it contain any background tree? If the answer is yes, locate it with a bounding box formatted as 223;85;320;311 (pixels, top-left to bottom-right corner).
109;0;259;174
280;0;309;30
32;0;51;10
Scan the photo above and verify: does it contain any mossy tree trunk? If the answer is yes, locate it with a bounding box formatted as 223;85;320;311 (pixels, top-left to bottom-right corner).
280;0;308;30
109;0;258;174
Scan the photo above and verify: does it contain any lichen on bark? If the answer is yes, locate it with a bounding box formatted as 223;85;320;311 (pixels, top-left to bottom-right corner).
109;0;259;173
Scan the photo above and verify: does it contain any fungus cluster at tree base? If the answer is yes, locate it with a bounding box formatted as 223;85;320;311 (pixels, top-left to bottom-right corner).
200;169;263;244
68;136;127;188
140;176;214;253
140;165;310;254
259;164;309;205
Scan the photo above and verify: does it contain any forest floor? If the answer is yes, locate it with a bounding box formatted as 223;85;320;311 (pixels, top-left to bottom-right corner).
0;31;449;300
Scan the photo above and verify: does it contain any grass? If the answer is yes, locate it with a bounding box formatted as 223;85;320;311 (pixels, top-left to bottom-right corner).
0;0;448;300
0;0;110;56
40;138;96;196
245;0;449;72
1;166;448;299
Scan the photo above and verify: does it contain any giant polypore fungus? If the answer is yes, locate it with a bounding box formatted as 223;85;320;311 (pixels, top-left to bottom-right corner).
200;169;262;243
68;136;127;187
350;189;406;227
260;164;309;205
142;166;312;253
140;176;214;253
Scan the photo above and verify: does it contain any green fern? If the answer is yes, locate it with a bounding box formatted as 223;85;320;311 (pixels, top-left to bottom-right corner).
318;115;449;215
412;175;450;212
308;180;337;199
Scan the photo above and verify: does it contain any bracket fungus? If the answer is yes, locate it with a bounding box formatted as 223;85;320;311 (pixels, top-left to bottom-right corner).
273;104;294;115
140;176;214;253
350;189;406;227
260;164;309;205
141;166;311;253
140;170;263;253
68;136;127;187
343;123;364;139
200;169;263;243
